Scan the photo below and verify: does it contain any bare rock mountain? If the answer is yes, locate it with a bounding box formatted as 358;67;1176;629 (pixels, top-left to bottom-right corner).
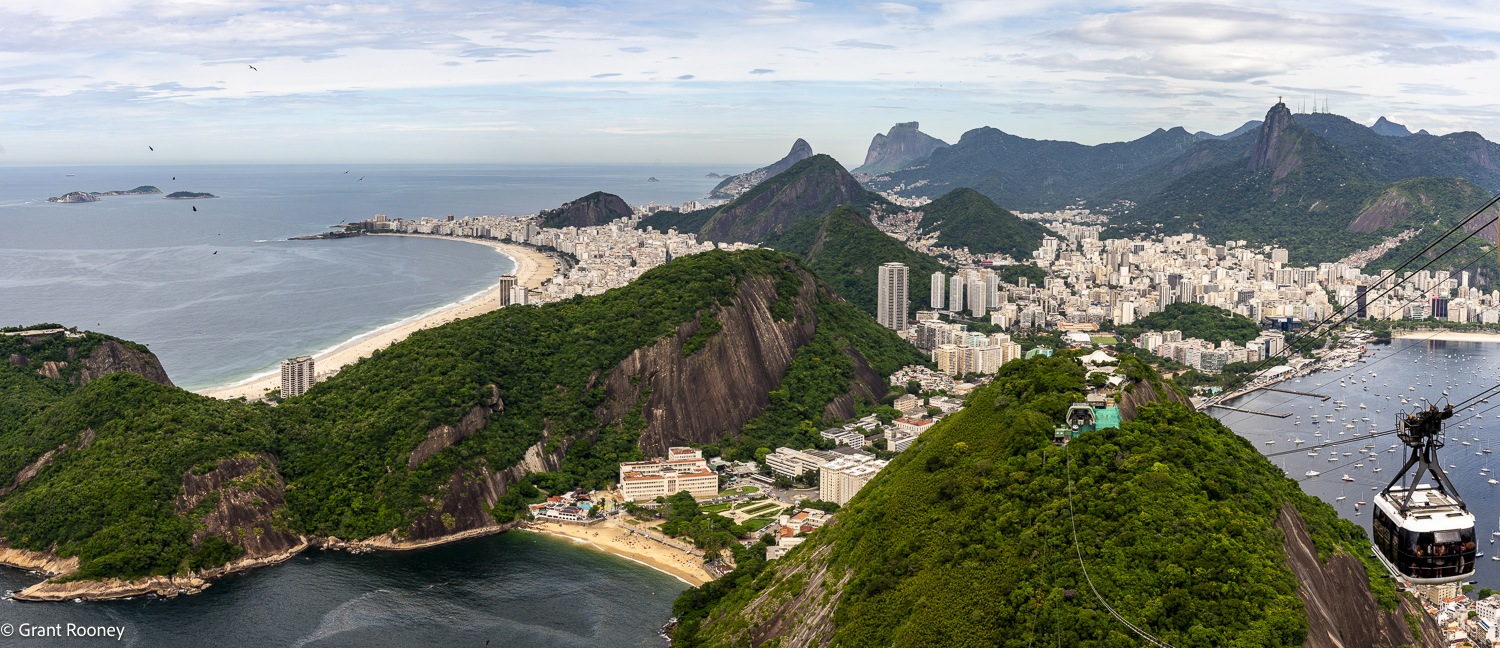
538;191;633;229
852;121;949;175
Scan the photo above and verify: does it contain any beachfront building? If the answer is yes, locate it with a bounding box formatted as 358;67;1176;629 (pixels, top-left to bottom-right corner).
819;455;888;506
618;447;719;501
497;275;517;307
765;447;836;479
280;356;314;397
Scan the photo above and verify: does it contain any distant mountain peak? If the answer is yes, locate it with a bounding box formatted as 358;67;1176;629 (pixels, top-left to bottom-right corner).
1371;116;1414;137
1249;102;1299;175
708;139;816;200
853;122;950;175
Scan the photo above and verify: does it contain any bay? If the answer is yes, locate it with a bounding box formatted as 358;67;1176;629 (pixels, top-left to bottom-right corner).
0;164;725;390
1220;337;1500;591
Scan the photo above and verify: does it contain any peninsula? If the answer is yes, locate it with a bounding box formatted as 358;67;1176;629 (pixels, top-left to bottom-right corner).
164;191;218;199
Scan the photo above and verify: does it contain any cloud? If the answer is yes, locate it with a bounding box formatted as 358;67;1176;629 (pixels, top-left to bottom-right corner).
1398;83;1467;96
834;39;896;50
1005;102;1090;114
743;0;812;25
619;46;648;53
863;3;919;15
1380;46;1495;65
592;73;622;78
750;68;776;74
676;74;695;80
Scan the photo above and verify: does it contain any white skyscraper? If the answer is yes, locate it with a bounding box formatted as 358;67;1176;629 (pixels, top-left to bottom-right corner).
949;275;964;312
280;356;314;398
984;274;999;309
877;262;910;331
930;272;946;309
969;277;987;318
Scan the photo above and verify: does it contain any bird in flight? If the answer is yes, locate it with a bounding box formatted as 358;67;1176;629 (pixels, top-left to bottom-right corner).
249;65;258;71
192;206;197;212
213;251;217;255
358;176;364;181
148;146;154;151
344;170;350;174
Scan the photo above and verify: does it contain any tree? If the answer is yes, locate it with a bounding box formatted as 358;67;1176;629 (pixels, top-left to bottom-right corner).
1478;587;1496;600
906;380;921;395
926;406;942;418
755;447;772;464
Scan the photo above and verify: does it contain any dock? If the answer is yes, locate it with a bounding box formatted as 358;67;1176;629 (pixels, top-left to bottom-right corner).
1208;404;1292;418
1257;386;1331;401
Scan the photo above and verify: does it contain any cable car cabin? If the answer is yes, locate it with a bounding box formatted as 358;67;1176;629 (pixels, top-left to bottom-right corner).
1371;485;1476;584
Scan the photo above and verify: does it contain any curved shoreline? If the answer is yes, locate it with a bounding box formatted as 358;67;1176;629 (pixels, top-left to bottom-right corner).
518;522;709;587
196;235;556;400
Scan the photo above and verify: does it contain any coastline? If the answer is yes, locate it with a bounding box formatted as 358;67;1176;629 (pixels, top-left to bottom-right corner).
520;521;710;587
1393;330;1500;343
196;234;556;400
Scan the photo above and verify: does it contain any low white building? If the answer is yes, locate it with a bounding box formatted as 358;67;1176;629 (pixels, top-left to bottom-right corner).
765;447;833;479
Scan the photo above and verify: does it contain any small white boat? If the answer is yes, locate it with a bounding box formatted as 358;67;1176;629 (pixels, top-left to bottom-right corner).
1341;475;1354;482
1306;470;1321;477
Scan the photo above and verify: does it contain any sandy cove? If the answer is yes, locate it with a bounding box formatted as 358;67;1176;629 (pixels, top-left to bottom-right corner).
197;234;556;400
522;521;712;587
1394;330;1500;343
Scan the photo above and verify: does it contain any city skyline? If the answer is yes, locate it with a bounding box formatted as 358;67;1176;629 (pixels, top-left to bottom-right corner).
2;1;1498;166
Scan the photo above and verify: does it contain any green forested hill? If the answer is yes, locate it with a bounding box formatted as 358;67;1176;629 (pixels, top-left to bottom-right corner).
916;188;1050;258
640;155;894;243
763;205;945;318
0;250;926;584
1114;303;1263;345
671;354;1396;647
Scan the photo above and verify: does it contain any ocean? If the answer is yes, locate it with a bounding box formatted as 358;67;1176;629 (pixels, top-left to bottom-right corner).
0;163;726;644
0;164;728;390
1217;337;1500;591
0;532;685;647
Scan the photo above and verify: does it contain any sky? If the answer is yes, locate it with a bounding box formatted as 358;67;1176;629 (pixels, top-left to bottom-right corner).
2;0;1499;167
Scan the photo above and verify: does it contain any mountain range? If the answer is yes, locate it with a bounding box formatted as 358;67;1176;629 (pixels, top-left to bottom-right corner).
851;122;948;176
708;139;814;200
762;205;944;317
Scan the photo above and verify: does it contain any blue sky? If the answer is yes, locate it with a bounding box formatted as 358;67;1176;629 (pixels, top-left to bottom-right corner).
2;0;1498;167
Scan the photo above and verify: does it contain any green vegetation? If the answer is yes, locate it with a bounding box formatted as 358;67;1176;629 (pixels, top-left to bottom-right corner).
164;191;217;199
917;188;1050;258
537;191;633;228
1114;302;1262;345
673;353;1387;647
0;249;925;582
998;264;1047;287
642;155;895;244
763;205;945;318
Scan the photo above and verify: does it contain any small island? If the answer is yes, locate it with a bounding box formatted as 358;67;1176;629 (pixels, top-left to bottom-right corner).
705;172;723;178
647;177;660;182
164;191;219;199
47;186;162;202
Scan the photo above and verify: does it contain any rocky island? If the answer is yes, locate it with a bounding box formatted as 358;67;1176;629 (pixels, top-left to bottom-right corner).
164;191;219;199
47;186;162;203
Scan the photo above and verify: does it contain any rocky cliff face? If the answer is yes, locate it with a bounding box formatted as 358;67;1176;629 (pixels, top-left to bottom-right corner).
1277;506;1443;648
709;139;815;200
1248;102;1311;184
853;122;949;175
12;331;174;388
1371;116;1414;137
596;265;886;455
175;454;302;560
538;191;634;229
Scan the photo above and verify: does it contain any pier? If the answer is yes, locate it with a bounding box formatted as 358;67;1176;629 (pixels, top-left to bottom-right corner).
1257;386;1331;401
1208;404;1292;418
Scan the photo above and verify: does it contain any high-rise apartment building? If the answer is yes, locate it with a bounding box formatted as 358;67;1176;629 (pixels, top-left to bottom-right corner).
930;272;946;309
497;275;518;307
877;262;909;331
280;356;314;398
948;275;964;312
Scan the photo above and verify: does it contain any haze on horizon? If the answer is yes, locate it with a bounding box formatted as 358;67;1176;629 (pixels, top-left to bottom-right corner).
2;0;1498;168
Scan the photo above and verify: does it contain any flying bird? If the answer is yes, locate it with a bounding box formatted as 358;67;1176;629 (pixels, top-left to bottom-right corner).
358;176;364;181
148;146;154;151
172;176;176;180
249;65;258;71
344;170;349;174
213;251;217;255
192;206;197;212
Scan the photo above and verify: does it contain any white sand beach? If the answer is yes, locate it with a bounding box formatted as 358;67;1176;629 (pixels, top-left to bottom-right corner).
1394;330;1500;343
197;235;556;400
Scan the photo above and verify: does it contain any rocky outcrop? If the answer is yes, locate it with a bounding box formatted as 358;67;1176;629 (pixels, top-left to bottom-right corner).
600;269;819;455
1116;373;1190;422
1371;116;1413;138
853;122;949;175
0;429;96;497
407;399;497;471
538;192;634;229
1348;190;1417;232
175;454;302;560
0;541;79;576
1248;102;1307;184
21;333;174;388
709;139;815;200
46;191;100;203
1277;505;1443;648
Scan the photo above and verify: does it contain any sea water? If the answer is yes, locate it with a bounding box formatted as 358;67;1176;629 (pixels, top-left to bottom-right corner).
1220;337;1500;591
0;532;685;647
0;164;722;644
0;164;726;390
